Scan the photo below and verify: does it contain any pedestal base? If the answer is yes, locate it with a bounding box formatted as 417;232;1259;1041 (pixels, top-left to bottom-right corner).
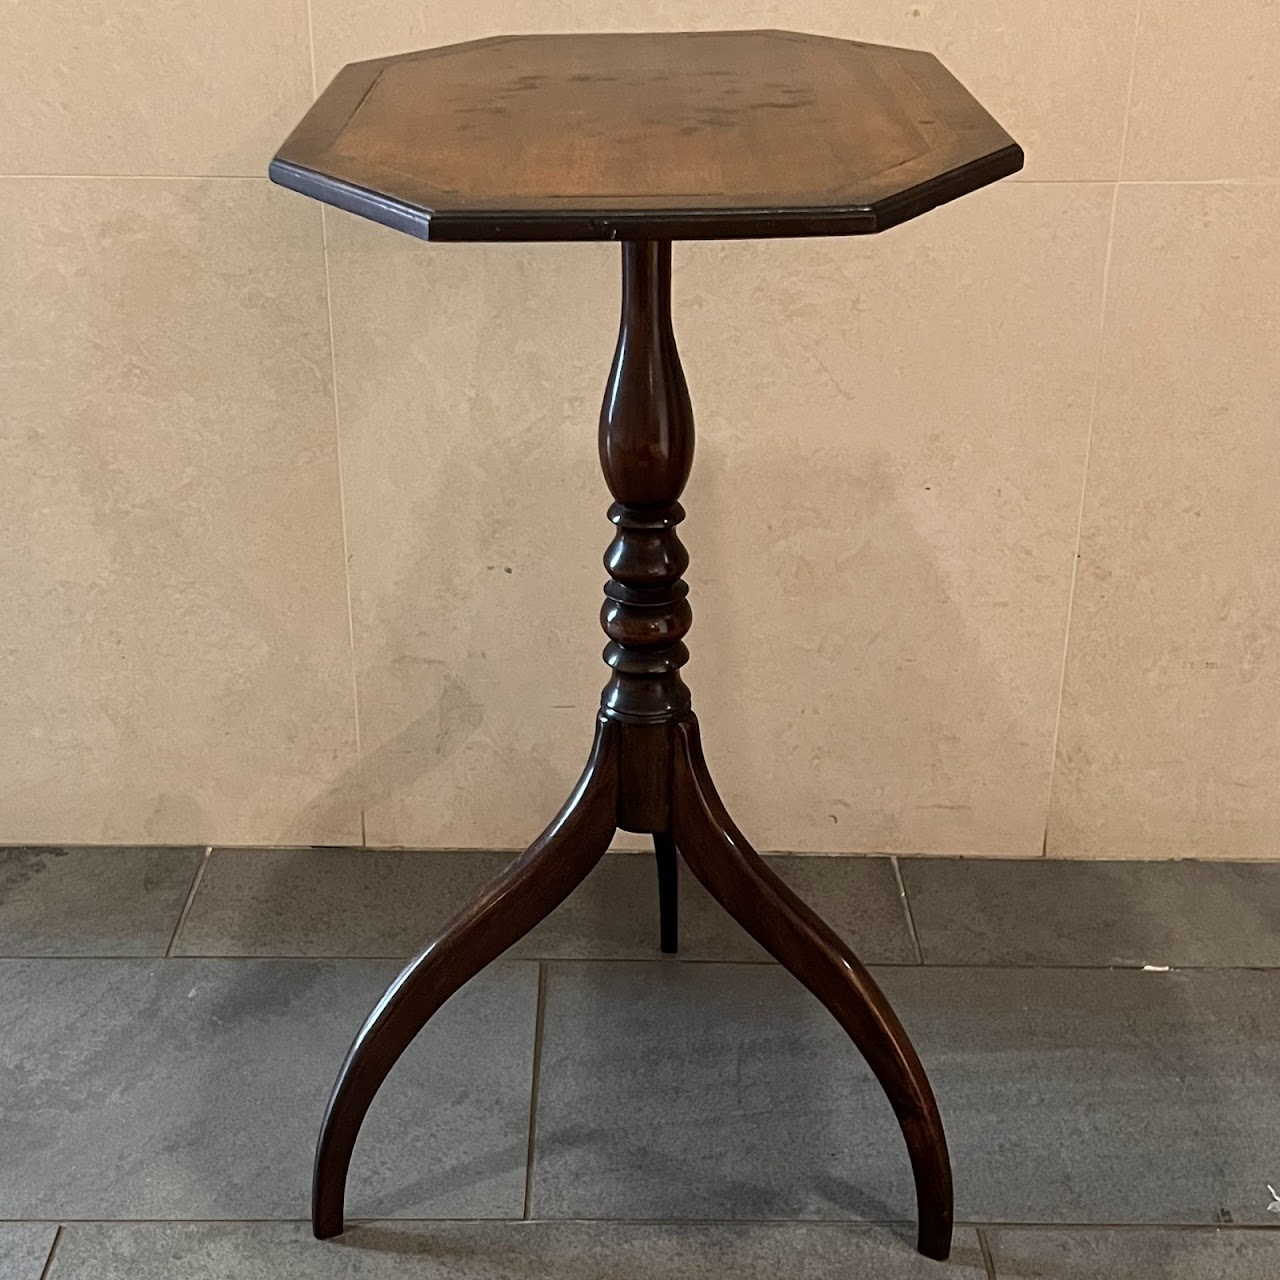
310;238;952;1262
310;711;954;1260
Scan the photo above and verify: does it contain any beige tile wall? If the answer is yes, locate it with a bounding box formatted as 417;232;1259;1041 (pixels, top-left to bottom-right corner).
1;3;1275;857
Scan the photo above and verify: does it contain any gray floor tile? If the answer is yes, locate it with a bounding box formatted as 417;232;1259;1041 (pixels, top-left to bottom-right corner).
675;855;914;965
531;962;1280;1226
175;848;509;958
522;852;912;964
177;849;914;963
902;857;1280;967
47;1221;988;1278
0;847;202;956
0;1225;57;1280
0;959;536;1219
986;1226;1280;1278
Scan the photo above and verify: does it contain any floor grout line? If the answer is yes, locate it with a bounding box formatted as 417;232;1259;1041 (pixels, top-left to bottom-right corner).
5;1216;1280;1230
0;953;1276;972
962;1221;1280;1233
890;857;924;965
7;842;1280;865
164;849;212;958
977;1225;998;1279
522;963;550;1220
36;1224;63;1280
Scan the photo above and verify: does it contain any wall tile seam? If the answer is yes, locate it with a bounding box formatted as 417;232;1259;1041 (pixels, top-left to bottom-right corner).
1041;0;1144;854
5;174;1280;186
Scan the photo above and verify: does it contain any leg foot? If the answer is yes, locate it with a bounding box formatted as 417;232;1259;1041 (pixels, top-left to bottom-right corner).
653;833;679;953
311;717;620;1240
670;717;953;1261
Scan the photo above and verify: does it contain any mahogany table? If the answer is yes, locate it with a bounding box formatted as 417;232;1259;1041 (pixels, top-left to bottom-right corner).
271;30;1022;1262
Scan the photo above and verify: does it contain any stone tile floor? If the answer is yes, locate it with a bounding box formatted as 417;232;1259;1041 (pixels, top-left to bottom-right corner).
0;846;1277;1278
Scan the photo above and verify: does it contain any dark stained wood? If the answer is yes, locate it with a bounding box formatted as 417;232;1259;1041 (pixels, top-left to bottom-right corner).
311;715;620;1239
280;23;1014;1244
599;242;694;506
671;715;953;1260
308;237;957;1260
653;832;679;954
599;241;693;730
270;30;1022;241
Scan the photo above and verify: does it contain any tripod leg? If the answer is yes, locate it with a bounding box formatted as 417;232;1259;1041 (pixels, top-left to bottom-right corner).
670;717;953;1261
312;717;620;1239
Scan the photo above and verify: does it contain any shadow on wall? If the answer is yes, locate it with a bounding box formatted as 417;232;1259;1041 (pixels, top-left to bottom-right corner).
279;673;484;847
282;439;1039;856
276;234;613;851
690;436;1045;856
277;234;1052;856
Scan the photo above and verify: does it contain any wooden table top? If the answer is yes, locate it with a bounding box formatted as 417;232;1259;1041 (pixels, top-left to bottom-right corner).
270;30;1022;242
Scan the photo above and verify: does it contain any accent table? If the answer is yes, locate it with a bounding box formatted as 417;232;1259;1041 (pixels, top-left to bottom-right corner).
270;29;1023;1262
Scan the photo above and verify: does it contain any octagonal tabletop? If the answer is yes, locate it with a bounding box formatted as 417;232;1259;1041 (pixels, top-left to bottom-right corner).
270;30;1023;242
